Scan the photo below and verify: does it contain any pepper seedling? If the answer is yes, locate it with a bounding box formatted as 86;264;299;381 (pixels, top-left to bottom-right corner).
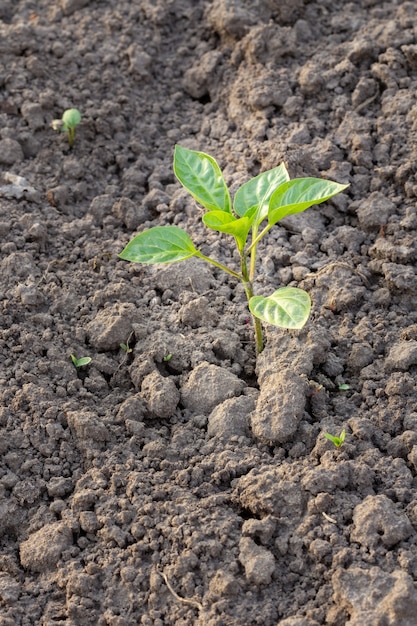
70;354;91;368
119;145;348;353
324;429;346;448
51;108;81;148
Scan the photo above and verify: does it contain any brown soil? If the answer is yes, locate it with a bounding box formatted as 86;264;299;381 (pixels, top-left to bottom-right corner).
1;0;417;624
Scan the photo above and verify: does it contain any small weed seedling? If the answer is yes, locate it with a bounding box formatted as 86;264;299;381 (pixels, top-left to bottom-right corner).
51;108;81;148
163;353;173;362
119;146;348;353
70;354;91;368
324;429;346;448
120;331;134;359
338;383;350;391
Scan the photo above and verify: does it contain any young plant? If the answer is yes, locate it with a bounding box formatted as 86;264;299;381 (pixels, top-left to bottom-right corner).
70;354;91;368
338;383;350;391
324;429;346;448
51;108;81;148
120;331;134;357
119;146;348;353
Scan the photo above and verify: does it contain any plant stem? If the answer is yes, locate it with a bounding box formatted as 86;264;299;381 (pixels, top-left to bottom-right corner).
195;252;243;281
68;128;75;148
196;251;264;354
246;222;272;255
240;252;264;354
249;225;258;282
242;279;264;354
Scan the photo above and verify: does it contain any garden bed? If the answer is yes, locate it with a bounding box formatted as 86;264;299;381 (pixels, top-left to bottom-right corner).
1;0;417;624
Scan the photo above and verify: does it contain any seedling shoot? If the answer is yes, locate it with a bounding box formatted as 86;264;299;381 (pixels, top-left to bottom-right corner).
70;354;91;368
119;145;348;353
51;108;81;148
324;429;346;448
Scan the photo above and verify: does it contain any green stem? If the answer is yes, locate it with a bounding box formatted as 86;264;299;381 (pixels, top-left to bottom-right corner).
246;222;272;255
240;250;250;282
248;225;258;282
195;251;264;354
240;252;264;354
67;128;75;148
242;278;264;354
195;252;243;281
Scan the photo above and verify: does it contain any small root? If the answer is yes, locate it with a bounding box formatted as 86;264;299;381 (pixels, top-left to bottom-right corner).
157;565;203;611
322;511;337;524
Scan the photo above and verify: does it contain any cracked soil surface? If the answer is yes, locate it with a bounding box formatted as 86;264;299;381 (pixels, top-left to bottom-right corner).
2;0;417;624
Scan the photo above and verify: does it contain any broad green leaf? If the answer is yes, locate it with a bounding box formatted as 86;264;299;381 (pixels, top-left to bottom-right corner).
71;355;91;367
75;357;91;367
234;163;290;224
268;177;349;225
202;209;255;251
119;226;197;264
174;145;232;212
249;287;311;329
62;108;81;129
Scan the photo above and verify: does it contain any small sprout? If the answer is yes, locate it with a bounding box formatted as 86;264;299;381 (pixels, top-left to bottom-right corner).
324;429;346;448
120;332;134;356
71;354;91;368
163;353;173;362
338;383;350;391
51;108;81;148
119;145;348;354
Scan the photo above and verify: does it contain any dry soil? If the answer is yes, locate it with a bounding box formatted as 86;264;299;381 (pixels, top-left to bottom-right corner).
1;1;417;625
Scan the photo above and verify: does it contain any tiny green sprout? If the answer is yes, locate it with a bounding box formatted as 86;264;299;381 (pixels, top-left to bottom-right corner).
120;343;133;354
338;383;350;391
119;146;349;354
51;108;81;148
324;429;346;448
163;353;173;362
70;354;91;368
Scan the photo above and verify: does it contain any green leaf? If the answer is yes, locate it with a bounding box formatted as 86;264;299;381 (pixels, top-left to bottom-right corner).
324;429;346;448
71;354;91;367
62;108;81;129
268;178;349;225
202;210;254;252
174;145;231;212
234;163;290;224
119;226;198;264
76;356;91;367
249;287;311;329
